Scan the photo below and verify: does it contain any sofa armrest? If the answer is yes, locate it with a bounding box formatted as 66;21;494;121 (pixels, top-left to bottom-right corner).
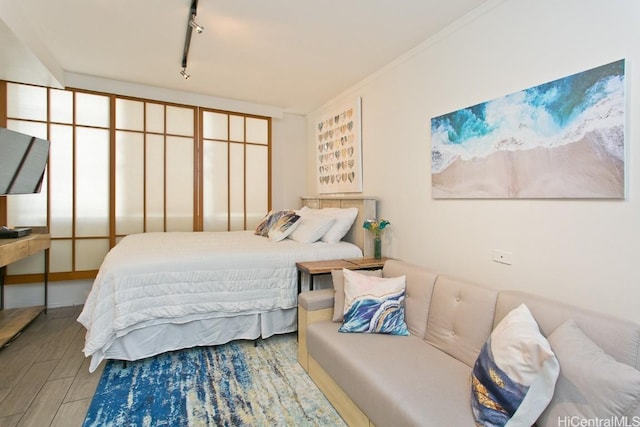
298;289;334;372
299;289;335;311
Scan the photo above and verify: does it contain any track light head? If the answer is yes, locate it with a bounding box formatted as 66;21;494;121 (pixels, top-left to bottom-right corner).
180;1;201;79
189;16;204;34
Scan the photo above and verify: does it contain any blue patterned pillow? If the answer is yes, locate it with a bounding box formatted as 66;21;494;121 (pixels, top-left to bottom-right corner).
471;304;559;427
338;269;409;335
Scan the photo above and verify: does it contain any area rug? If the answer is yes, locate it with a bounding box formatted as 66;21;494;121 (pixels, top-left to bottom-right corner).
83;333;346;426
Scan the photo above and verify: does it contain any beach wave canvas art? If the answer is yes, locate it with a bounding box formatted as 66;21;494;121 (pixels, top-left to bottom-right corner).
431;59;625;199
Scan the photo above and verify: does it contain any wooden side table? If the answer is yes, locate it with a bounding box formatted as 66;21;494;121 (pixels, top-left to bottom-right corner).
344;257;391;269
0;233;50;348
296;257;390;294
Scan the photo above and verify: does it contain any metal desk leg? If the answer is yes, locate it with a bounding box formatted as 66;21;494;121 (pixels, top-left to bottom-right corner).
0;265;5;310
44;248;49;313
297;271;318;294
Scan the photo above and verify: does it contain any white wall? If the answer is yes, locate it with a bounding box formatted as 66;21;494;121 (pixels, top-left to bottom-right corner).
272;113;308;210
307;0;640;323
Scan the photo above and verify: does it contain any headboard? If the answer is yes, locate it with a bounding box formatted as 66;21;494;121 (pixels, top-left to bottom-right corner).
300;196;377;257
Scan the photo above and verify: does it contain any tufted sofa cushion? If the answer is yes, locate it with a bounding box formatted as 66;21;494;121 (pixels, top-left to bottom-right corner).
424;275;498;367
383;259;438;338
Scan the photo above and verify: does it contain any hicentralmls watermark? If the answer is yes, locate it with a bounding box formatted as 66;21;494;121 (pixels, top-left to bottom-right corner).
557;416;640;427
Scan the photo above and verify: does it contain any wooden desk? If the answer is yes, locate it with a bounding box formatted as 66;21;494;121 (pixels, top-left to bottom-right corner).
0;233;50;348
296;257;390;294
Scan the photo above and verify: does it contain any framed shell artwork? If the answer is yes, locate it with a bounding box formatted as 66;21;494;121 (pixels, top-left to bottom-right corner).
315;97;363;193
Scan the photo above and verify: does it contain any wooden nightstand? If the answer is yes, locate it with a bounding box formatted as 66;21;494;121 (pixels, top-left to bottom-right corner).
296;257;390;294
0;232;50;348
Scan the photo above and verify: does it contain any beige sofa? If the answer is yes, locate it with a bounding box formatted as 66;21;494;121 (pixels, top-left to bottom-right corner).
297;259;640;427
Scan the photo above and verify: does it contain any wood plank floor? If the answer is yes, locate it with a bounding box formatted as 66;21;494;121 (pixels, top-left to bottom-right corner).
0;306;103;427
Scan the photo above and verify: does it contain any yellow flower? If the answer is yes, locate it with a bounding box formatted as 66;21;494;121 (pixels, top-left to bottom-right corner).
362;219;390;237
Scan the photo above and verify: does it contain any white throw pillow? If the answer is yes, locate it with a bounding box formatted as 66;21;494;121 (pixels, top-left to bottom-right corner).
298;206;358;243
288;212;335;243
320;208;358;243
537;319;640;426
471;304;560;427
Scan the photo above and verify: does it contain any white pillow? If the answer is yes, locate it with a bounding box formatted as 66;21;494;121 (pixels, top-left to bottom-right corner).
298;207;358;243
322;208;359;243
471;304;560;427
288;212;335;243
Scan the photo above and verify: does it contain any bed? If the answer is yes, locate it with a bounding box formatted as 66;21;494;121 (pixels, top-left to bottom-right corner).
78;197;376;372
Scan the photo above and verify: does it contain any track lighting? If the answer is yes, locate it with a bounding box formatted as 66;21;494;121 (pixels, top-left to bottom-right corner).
189;16;204;34
180;0;200;80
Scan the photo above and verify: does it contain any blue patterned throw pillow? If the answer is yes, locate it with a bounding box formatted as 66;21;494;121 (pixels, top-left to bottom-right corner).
338;269;409;335
471;304;559;427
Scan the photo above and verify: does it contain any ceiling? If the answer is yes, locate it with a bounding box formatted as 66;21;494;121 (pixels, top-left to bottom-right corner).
1;0;487;115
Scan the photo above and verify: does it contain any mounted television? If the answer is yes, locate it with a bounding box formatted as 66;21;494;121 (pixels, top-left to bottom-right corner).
0;128;50;195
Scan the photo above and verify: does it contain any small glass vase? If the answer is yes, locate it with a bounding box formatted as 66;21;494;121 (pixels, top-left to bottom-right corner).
373;236;382;259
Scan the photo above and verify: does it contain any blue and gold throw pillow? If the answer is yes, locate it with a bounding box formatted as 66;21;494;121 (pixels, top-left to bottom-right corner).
255;210;295;237
338;269;409;335
267;213;300;242
471;304;559;427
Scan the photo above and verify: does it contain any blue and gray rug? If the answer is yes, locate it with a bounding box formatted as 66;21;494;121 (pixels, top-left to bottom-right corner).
83;333;345;426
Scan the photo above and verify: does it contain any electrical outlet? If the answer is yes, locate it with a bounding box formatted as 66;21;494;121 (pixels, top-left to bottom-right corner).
492;249;512;265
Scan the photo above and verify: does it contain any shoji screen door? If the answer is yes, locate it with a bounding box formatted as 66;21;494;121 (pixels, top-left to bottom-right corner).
2;81;271;282
201;110;270;232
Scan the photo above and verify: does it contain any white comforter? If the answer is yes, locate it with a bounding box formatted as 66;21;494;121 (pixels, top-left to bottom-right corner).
78;231;362;367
